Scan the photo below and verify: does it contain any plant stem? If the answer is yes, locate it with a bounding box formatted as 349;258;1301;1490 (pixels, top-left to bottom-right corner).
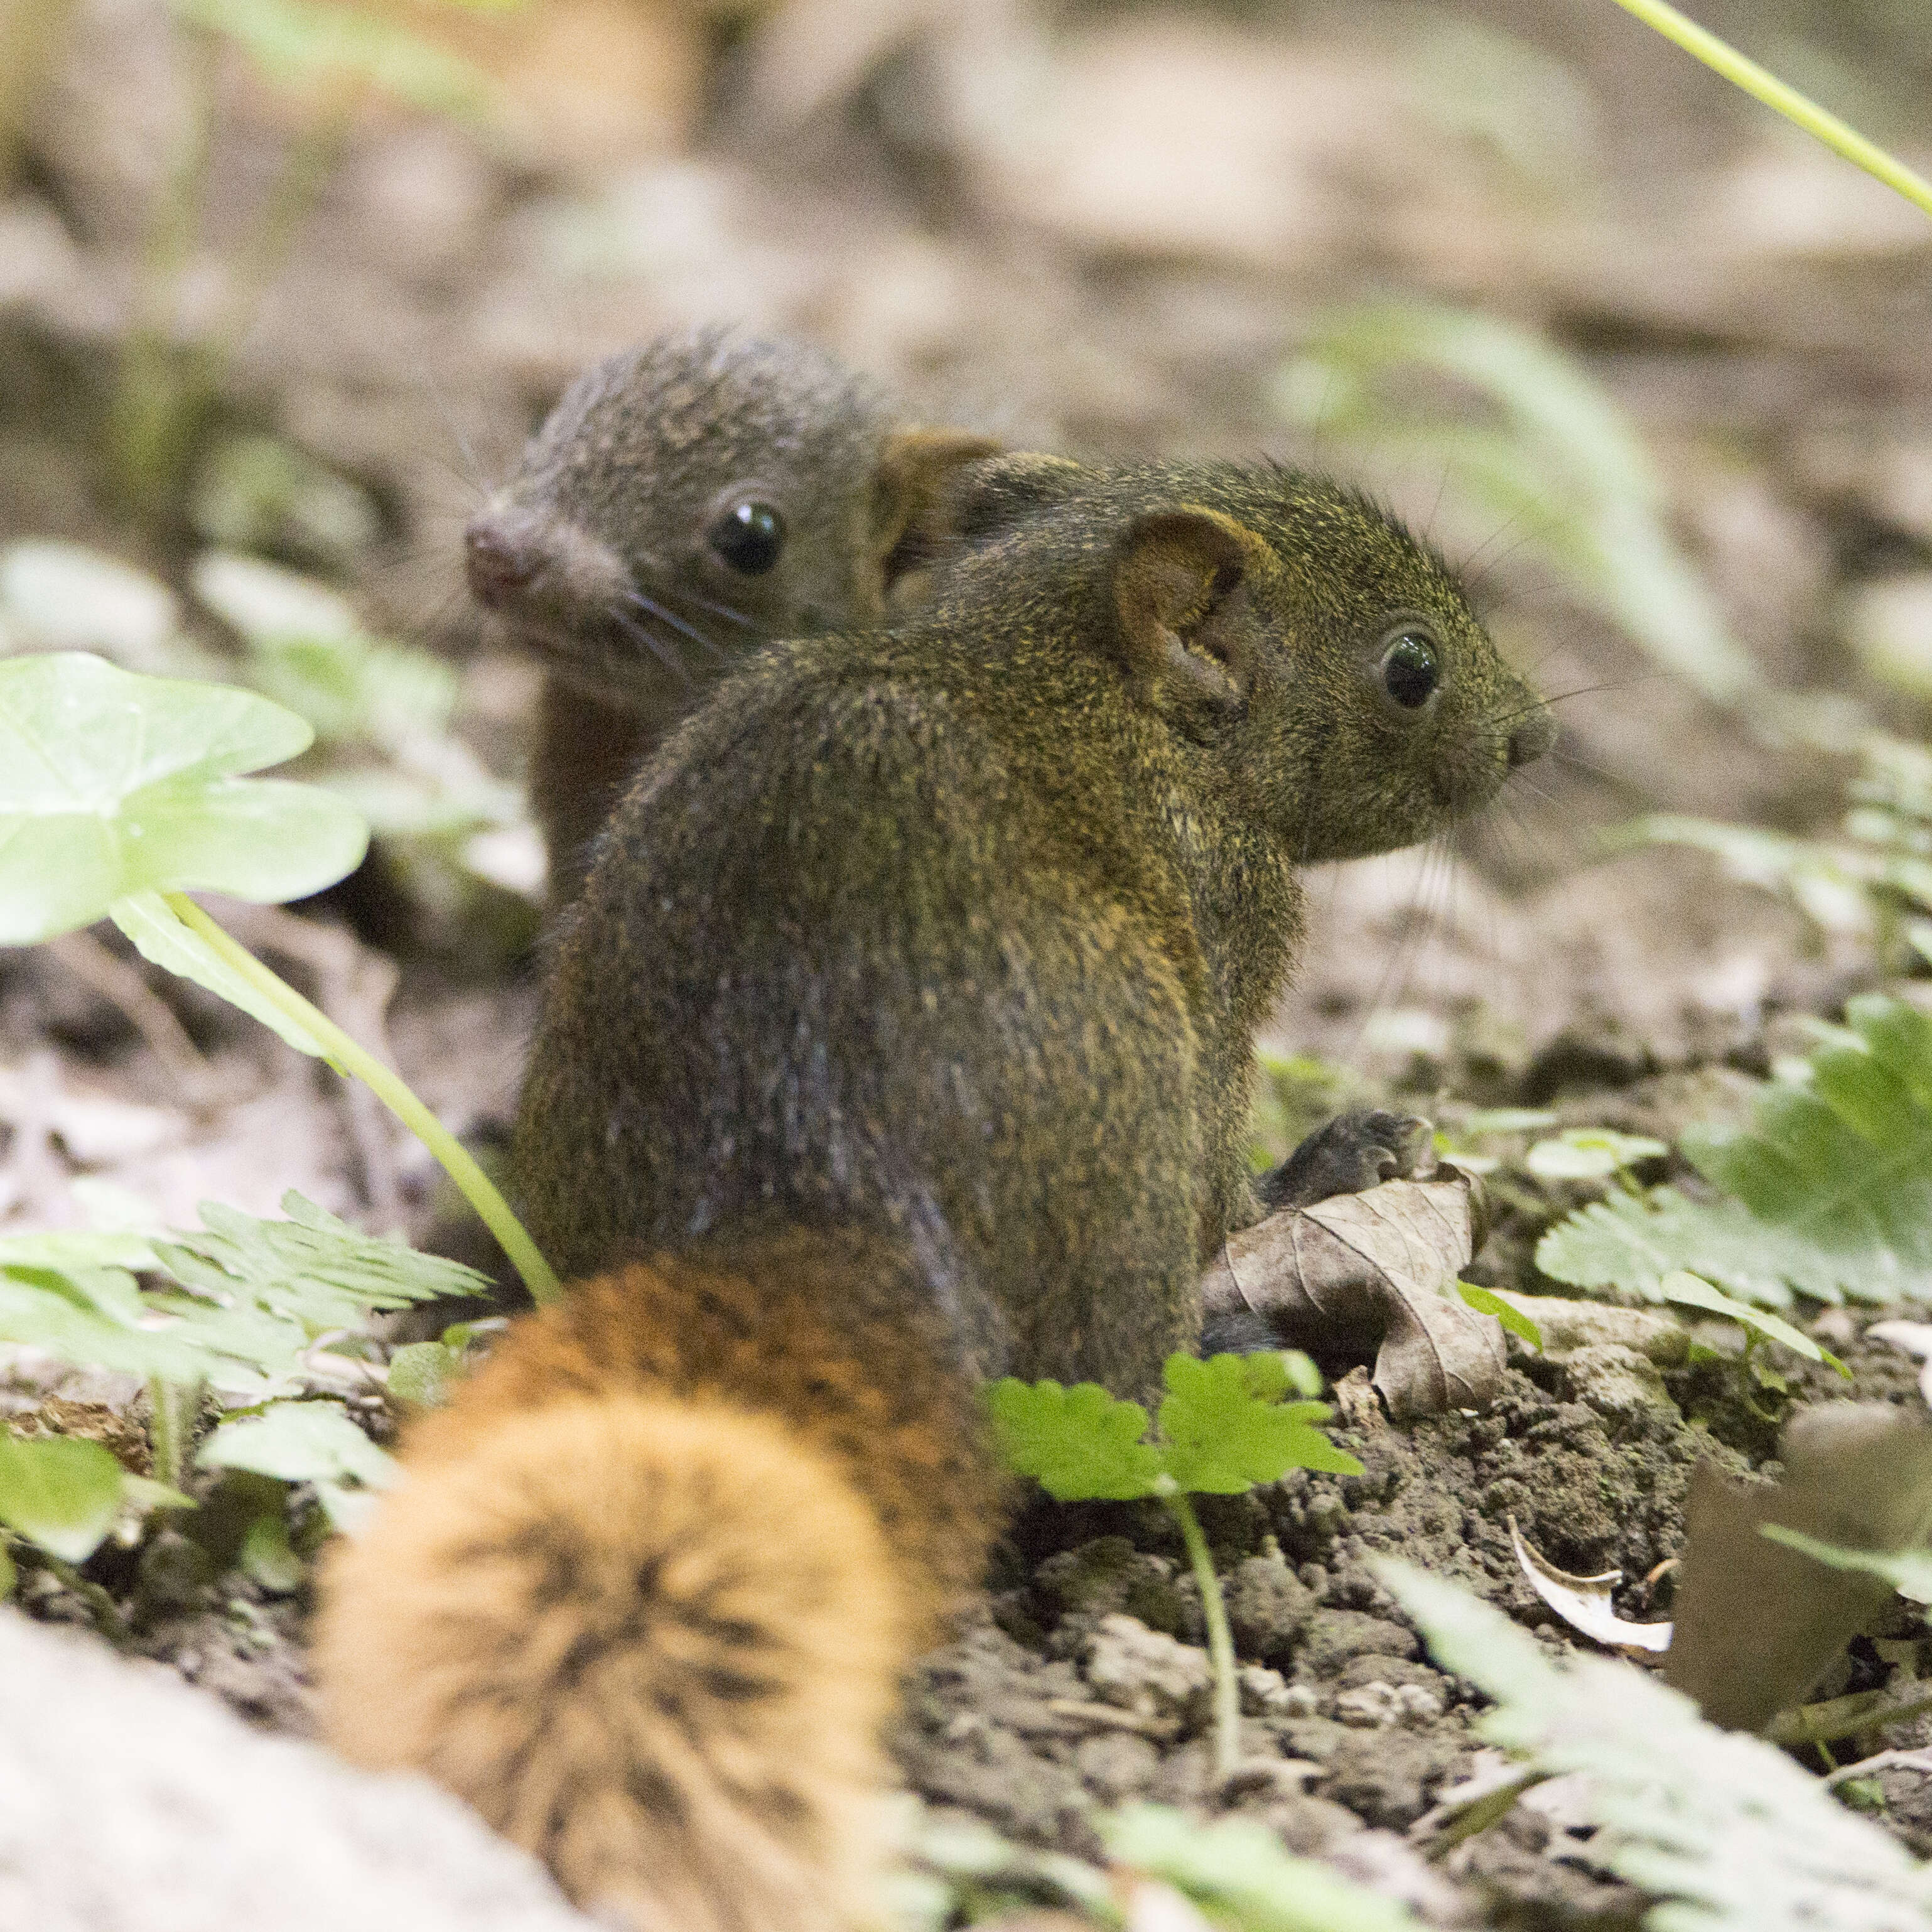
1163;1490;1240;1781
162;892;560;1305
146;1375;199;1489
1608;0;1932;224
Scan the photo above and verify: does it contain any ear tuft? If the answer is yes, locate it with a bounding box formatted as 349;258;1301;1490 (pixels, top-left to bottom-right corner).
1113;508;1270;715
870;428;1008;593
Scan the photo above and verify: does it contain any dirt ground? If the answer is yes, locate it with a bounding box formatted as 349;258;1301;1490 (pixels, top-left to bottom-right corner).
5;0;1932;1924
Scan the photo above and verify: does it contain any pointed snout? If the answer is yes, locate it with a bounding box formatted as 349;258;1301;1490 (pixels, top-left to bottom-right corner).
465;505;544;611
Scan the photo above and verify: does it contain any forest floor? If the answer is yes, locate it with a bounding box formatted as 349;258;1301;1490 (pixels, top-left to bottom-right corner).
4;0;1932;1925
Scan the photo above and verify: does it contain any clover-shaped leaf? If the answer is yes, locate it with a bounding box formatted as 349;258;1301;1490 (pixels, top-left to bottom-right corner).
984;1378;1160;1501
1158;1352;1363;1494
0;652;369;943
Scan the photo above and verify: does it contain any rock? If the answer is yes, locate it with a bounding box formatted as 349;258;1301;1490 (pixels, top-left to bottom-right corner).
0;1608;594;1932
1072;1730;1161;1804
1332;1680;1445;1730
1558;1341;1677;1420
1081;1613;1212;1729
1293;1610;1420;1679
1223;1553;1315;1666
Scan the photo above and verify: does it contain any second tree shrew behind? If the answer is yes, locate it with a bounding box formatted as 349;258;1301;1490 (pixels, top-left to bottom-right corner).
318;453;1555;1932
463;326;998;903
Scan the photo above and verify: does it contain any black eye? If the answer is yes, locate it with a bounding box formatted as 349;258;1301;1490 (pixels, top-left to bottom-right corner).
1381;630;1439;708
708;500;785;575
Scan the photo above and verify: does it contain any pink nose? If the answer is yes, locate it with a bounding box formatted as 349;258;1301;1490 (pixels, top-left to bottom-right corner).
465;517;540;609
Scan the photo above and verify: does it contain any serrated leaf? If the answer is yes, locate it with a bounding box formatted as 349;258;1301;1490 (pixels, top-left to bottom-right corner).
1681;996;1932;1302
111;890;329;1058
1526;1127;1668;1181
199;1400;397;1489
1378;1557;1932;1932
0;652;369;942
1157;1353;1361;1494
1762;1528;1932;1605
1536;1185;1879;1308
0;1195;488;1396
1101;1803;1420;1932
985;1379;1160;1502
0;1431;125;1562
1660;1271;1848;1375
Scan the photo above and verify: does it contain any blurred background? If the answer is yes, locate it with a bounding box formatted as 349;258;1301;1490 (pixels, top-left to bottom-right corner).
1;0;1930;1233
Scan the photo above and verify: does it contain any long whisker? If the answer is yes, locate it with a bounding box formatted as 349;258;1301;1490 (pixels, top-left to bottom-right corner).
623;588;723;658
610;606;694;683
661;585;755;630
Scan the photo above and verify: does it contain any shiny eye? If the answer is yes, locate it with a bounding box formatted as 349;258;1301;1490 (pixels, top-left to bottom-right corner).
708;500;785;575
1381;630;1439;708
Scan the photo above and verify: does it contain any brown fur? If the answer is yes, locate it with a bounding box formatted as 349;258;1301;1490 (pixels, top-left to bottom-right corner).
316;1235;998;1931
326;457;1552;1931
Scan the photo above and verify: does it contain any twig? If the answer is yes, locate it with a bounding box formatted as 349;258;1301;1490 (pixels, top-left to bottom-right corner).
1822;1746;1932;1789
1769;1684;1932;1749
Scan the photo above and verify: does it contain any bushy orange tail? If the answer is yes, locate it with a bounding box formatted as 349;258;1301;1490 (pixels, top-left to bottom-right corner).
315;1243;998;1932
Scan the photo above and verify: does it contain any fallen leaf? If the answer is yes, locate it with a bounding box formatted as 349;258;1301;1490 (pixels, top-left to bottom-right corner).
1510;1516;1672;1654
1198;1172;1503;1421
1665;1403;1932;1732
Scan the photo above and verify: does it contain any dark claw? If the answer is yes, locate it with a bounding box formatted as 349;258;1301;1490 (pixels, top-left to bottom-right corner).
1258;1109;1434;1212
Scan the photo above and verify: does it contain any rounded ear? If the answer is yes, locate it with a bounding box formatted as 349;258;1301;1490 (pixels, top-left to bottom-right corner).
869;428;1007;593
1113;508;1272;714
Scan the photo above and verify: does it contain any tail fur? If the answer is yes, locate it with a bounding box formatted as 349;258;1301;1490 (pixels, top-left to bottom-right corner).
315;1239;998;1932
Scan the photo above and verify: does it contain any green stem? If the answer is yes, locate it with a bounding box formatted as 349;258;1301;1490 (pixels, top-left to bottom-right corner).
146;1374;198;1489
1608;0;1932;224
162;892;560;1305
1163;1489;1241;1781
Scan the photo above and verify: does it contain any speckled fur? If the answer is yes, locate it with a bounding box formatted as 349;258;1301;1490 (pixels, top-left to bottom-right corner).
475;327;995;899
326;456;1548;1932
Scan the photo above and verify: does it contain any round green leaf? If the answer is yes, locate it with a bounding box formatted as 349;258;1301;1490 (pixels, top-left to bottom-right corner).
0;1430;126;1562
198;1400;397;1491
0;652;369;942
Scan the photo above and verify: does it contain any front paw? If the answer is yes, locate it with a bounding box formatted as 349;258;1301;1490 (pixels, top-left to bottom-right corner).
1259;1109;1433;1211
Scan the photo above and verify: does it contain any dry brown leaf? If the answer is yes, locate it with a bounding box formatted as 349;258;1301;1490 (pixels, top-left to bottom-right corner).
1665;1403;1932;1733
1198;1172;1502;1421
1509;1516;1671;1655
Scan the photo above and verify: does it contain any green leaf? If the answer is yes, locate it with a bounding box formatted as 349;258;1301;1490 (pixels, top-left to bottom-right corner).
1536;1184;1882;1308
984;1379;1161;1502
121;1474;197;1515
0;652;369;942
111;890;330;1059
173;0;497;117
1660;1271;1850;1376
0;1430;125;1562
238;1508;305;1594
1377;1558;1932;1932
387;1339;460;1409
198;1400;397;1490
1682;996;1932;1302
1102;1803;1420;1931
1525;1127;1669;1182
156;1192;492;1332
1760;1527;1932;1604
0;1261;220;1384
1157;1353;1363;1494
0;1195;487;1396
1458;1281;1541;1348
